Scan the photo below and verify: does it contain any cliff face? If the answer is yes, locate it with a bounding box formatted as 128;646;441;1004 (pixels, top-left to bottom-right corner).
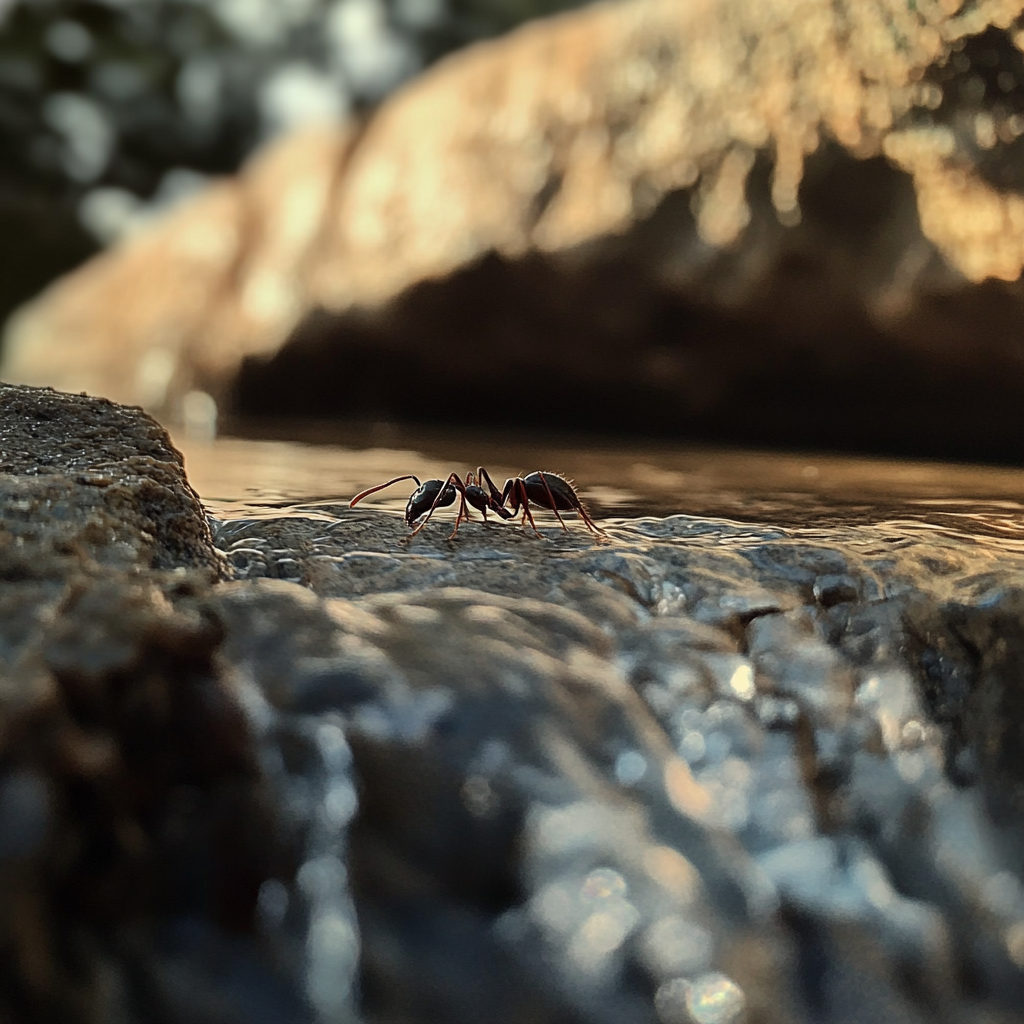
7;0;1024;459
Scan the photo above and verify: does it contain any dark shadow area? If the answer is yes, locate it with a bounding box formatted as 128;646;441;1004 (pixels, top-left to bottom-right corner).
234;314;1024;463
923;25;1024;192
0;175;98;328
233;146;1024;464
343;694;586;1024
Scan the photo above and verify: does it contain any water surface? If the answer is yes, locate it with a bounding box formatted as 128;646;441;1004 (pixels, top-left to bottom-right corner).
174;424;1024;554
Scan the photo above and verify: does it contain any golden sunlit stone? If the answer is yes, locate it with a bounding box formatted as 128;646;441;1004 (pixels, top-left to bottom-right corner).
6;0;1024;411
643;844;702;903
664;756;714;821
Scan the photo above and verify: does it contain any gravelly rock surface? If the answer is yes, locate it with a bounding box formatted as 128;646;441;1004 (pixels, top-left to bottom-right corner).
5;383;1024;1023
211;504;1024;1024
0;382;224;573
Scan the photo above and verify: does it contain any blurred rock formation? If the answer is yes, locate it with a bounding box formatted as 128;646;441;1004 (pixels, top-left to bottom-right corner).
7;0;1024;459
0;383;360;1023
0;0;583;325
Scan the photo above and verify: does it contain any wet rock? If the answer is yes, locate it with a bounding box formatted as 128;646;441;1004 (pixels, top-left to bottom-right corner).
208;502;1024;1023
0;386;358;1023
8;1;1024;459
8;383;1024;1021
904;588;1024;822
0;562;324;1024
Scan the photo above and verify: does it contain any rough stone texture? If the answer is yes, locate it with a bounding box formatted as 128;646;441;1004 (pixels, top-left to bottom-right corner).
207;502;1024;1024
0;383;225;574
7;0;1024;459
6;383;1024;1021
0;563;362;1024
0;386;360;1023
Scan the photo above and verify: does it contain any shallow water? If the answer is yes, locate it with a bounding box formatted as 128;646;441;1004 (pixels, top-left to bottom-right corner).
175;423;1024;550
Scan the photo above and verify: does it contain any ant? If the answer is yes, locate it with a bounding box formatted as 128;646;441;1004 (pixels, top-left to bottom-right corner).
348;467;603;540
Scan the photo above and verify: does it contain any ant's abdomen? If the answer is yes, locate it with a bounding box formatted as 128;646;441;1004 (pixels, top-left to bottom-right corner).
524;472;577;510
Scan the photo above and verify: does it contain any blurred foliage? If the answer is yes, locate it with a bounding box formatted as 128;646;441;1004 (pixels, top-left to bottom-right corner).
0;0;585;323
423;0;583;57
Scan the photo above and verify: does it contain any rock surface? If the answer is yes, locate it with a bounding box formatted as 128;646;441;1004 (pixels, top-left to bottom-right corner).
6;385;1024;1022
7;0;1024;458
211;499;1024;1024
0;383;224;574
0;385;357;1024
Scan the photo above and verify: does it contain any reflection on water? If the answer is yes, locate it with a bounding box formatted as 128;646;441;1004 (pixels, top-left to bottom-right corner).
175;423;1024;550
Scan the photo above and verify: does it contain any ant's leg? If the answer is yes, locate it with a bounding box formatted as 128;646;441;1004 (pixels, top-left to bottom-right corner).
407;508;436;538
408;479;450;537
465;474;489;523
350;475;421;507
562;489;604;535
558;491;603;535
576;506;604;535
501;477;517;514
498;476;522;524
409;474;465;538
447;482;472;540
463;472;503;526
476;467;513;520
476;467;505;505
456;475;471;528
517;480;544;538
536;472;570;531
541;473;604;536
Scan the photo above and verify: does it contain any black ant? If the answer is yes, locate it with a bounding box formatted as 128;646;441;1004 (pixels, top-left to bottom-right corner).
348;468;603;539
